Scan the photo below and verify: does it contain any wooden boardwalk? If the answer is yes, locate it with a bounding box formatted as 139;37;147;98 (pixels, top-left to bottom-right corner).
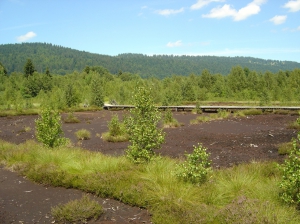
103;104;300;112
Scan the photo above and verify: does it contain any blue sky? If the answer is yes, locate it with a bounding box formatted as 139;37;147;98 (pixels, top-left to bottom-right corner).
0;0;300;62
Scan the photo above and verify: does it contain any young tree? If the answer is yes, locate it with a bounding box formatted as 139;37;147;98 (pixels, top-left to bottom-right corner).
90;77;104;107
65;83;79;107
126;86;165;163
35;107;67;148
24;59;35;78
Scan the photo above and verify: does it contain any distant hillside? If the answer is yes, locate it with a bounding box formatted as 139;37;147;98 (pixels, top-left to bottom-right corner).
0;42;299;78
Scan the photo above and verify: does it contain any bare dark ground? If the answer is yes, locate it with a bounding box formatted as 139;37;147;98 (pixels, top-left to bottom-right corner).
0;110;299;223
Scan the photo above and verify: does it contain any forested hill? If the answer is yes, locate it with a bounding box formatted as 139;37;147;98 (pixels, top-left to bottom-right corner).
0;42;299;78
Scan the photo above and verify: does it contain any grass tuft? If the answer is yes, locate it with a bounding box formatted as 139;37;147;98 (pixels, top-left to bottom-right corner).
64;112;80;123
278;142;294;155
75;129;91;140
287;120;300;130
51;194;103;223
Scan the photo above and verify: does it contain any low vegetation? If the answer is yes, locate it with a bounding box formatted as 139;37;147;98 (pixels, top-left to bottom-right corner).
1;140;300;223
51;194;103;223
278;117;300;206
64;112;80;123
288;117;300;130
102;114;129;142
278;142;294;155
75;129;91;140
163;109;182;128
176;144;211;184
190;110;231;124
234;109;263;117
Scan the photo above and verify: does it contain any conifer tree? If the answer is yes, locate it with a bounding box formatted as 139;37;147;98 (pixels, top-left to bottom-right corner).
24;59;35;78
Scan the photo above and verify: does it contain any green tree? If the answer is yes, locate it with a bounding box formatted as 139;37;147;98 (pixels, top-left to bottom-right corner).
84;66;90;74
0;62;7;76
199;69;213;91
23;73;52;97
126;86;165;163
24;59;35;78
90;77;104;107
35;107;67;148
45;67;51;77
227;66;247;93
65;83;79;107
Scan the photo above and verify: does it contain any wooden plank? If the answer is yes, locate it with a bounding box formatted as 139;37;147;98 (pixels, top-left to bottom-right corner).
103;104;300;111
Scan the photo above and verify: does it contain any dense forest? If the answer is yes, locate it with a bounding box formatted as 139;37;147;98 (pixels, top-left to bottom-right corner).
0;42;300;78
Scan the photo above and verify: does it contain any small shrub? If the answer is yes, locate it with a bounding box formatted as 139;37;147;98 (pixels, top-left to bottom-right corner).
163;109;181;128
176;143;211;184
75;129;91;140
64;112;80;123
51;194;103;223
102;114;129;142
35;107;67;148
279;129;300;205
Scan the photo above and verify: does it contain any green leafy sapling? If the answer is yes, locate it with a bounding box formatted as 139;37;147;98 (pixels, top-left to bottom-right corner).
35;107;67;148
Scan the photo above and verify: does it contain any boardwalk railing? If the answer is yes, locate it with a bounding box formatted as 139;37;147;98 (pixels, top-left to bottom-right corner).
103;104;300;112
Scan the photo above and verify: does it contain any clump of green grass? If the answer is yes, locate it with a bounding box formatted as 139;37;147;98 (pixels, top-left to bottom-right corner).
273;110;290;115
64;112;80;123
191;110;230;125
214;195;278;223
163;109;182;128
102;114;129;142
75;129;91;140
17;126;32;134
51;194;103;223
190;115;211;124
242;109;263;116
278;142;294;155
287;119;300;130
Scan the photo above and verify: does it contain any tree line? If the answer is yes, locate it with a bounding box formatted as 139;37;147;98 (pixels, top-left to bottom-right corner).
0;58;299;110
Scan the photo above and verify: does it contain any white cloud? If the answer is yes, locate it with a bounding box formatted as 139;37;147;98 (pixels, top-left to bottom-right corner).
167;40;183;47
17;31;36;42
156;7;184;16
202;0;267;21
297;26;300;30
202;4;236;19
283;0;300;12
269;15;287;25
190;0;225;10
